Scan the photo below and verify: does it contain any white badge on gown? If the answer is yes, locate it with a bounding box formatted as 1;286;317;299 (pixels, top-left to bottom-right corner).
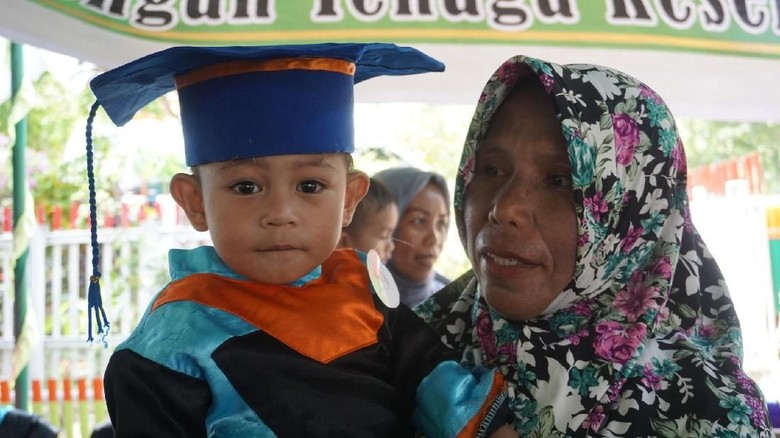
367;250;399;308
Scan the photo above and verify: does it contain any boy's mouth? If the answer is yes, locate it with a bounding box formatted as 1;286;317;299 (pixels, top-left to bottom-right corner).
266;245;295;251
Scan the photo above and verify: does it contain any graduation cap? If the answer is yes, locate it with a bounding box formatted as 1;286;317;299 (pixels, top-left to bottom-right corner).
83;42;445;343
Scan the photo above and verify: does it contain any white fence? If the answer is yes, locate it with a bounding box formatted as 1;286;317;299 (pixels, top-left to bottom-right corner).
0;221;210;436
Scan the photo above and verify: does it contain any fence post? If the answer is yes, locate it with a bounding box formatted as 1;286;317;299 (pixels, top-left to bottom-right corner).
27;227;47;403
47;378;59;432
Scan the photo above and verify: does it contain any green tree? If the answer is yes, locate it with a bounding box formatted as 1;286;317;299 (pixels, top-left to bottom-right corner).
677;119;780;194
1;67;183;226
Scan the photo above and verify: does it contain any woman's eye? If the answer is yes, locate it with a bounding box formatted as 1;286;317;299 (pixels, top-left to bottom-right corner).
473;162;504;177
231;181;259;195
298;180;323;194
549;174;573;188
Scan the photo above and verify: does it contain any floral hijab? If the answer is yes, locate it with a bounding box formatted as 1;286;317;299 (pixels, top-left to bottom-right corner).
417;56;771;437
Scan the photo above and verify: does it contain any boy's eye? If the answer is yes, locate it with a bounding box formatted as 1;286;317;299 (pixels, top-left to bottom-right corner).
299;180;323;194
231;181;259;195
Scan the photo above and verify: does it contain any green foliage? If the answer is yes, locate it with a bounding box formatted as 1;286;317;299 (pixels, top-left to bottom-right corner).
26;72;87;159
1;65;183;224
677;118;780;193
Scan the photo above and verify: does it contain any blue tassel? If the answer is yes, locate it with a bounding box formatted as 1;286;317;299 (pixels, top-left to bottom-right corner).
86;101;110;346
87;275;109;346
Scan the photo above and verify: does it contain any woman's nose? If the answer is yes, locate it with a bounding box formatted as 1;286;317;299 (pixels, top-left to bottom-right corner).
489;179;534;227
422;222;446;247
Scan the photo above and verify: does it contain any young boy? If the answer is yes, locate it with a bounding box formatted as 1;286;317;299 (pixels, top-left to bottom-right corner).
339;177;398;264
86;43;516;437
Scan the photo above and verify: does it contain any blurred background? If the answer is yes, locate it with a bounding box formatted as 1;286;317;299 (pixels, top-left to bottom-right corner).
1;1;779;436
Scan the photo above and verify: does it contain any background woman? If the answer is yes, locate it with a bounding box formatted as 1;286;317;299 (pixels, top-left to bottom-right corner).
373;167;450;308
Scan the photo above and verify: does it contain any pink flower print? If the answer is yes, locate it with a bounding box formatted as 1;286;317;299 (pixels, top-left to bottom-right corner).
655;304;669;324
641;364;663;391
640;84;661;104
567;328;589;346
648;256;673;281
607;377;626;402
479;91;488;103
573;300;592;316
613;271;659;323
476;310;498;361
539;74;554;94
735;369;756;394
496;62;524;85
612;113;640;165
578;218;590;247
672;138;687;174
584;192;609;222
622;190;634;206
593;321;647;364
746;395;768;429
683;208;693;232
497;340;517;358
582;404;606;432
698;323;717;339
461;154;476;187
620;225;643;253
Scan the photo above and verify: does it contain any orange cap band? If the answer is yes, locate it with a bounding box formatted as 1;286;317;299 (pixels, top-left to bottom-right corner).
176;57;356;89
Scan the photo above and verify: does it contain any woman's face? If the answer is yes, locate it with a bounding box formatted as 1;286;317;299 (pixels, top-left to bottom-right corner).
463;83;577;321
391;182;449;283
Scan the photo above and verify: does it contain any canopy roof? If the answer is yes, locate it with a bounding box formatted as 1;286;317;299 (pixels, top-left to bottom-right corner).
1;0;779;121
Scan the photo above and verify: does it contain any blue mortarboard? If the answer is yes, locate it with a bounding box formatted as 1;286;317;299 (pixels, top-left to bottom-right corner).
82;42;444;344
90;42;444;166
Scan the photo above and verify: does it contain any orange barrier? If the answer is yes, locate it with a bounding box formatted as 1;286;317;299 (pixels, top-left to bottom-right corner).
1;380;10;404
688;152;763;200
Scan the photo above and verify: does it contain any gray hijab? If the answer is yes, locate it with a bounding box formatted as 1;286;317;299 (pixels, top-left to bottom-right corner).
373;167;450;215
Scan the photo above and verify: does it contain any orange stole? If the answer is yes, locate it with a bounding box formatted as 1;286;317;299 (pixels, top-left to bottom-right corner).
152;249;383;364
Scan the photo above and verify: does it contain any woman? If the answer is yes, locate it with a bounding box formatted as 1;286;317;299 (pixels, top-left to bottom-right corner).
373;167;450;308
417;55;772;436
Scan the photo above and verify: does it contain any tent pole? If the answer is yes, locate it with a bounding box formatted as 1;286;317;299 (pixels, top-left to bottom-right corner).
11;41;29;411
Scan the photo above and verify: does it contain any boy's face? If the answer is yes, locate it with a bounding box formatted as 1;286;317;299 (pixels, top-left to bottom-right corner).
342;203;398;264
172;153;367;284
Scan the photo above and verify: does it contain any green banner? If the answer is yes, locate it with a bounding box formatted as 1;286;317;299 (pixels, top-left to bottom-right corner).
32;0;780;58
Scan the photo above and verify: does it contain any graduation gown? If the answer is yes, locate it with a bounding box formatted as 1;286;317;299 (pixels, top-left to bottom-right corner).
104;246;507;437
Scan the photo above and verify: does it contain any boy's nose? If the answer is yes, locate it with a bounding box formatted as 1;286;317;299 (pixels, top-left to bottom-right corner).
261;192;297;226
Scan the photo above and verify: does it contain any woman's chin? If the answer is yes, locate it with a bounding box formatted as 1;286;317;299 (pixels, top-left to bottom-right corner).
483;286;559;322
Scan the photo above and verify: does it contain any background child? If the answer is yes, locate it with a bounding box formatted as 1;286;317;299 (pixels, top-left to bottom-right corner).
87;43;516;437
339;177;398;264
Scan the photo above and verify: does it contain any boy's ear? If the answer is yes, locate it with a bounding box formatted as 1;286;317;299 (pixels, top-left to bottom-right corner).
342;171;369;227
170;173;208;232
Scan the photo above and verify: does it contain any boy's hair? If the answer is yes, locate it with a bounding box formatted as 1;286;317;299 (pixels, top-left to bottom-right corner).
344;177;396;233
189;153;356;178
